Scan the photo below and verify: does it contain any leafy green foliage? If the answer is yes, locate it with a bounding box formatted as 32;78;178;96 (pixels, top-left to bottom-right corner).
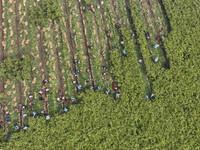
29;0;62;27
0;56;31;82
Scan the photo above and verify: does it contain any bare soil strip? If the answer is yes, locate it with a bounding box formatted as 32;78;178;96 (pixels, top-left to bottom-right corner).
76;0;95;88
14;0;24;128
0;0;5;93
51;22;64;96
0;0;7;132
37;27;49;114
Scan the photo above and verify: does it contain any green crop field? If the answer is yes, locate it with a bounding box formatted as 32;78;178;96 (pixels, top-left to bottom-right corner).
0;0;200;149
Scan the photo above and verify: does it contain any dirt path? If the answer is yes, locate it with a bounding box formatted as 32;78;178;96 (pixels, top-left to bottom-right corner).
76;0;95;88
51;22;64;96
63;0;80;92
0;0;7;132
37;27;49;114
0;0;5;93
14;0;24;128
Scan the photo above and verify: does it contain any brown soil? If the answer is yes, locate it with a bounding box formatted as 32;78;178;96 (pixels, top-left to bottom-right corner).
0;0;4;93
51;22;64;97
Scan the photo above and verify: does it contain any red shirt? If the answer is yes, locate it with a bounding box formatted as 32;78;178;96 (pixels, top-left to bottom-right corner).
113;87;117;90
149;1;151;5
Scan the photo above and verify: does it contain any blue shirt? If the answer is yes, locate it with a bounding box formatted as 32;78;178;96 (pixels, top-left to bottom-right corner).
154;57;158;62
105;90;110;94
123;50;126;55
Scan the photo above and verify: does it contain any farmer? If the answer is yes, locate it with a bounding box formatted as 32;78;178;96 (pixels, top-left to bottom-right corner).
61;96;65;100
71;98;75;102
162;35;164;39
5;110;9;115
86;68;90;73
102;72;106;76
88;45;93;49
64;108;68;112
139;59;143;64
113;87;117;91
73;80;76;84
58;109;61;114
77;84;82;90
149;0;151;5
72;36;74;40
29;102;34;107
48;53;51;58
161;67;164;70
33;111;37;117
115;23;121;29
106;30;111;38
43;79;48;84
14;108;18;112
100;1;104;5
116;93;120;98
157;36;161;40
97;5;100;9
150;93;154;98
44;88;50;93
105;90;110;94
154;44;159;48
113;46;118;50
112;82;117;86
22;105;27;109
39;97;44;101
23;126;28;130
102;66;107;71
122;50;126;55
82;6;86;12
21;21;25;25
6;117;10;121
85;79;90;84
14;125;19;130
66;99;70;103
22;113;27;118
46;115;50;120
97;86;101;89
90;4;95;13
41;110;44;114
14;121;18;125
102;52;105;56
146;95;149;99
154;57;159;62
59;90;62;95
76;70;80;75
29;95;33;99
39;90;44;95
89;86;93;90
57;97;61;102
69;67;73;71
74;59;78;64
132;33;135;38
120;41;124;45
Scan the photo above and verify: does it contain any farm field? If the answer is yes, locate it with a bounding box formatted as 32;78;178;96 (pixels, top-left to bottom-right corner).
1;0;200;149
